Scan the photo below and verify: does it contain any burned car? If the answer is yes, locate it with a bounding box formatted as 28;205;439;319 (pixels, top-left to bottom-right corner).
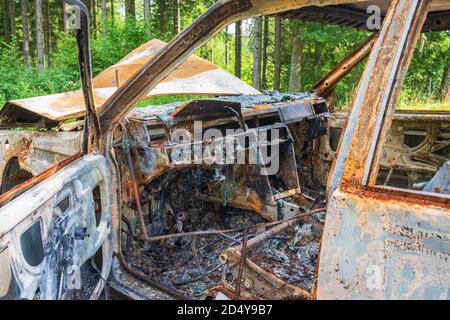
0;0;449;300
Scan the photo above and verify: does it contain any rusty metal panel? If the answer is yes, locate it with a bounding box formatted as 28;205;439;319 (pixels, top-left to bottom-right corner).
94;39;260;97
171;99;243;121
0;131;83;184
317;188;450;299
278;102;316;124
1;39;260;123
313;35;377;98
328;0;432;197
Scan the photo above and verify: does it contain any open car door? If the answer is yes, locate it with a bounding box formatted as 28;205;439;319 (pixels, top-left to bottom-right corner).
0;1;113;300
0;153;113;299
317;0;449;299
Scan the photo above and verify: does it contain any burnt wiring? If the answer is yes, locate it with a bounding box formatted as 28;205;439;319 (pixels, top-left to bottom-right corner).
172;264;224;286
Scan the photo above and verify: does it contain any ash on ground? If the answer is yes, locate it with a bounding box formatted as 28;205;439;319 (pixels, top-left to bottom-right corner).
127;204;267;299
126;205;320;298
124;169;323;299
247;223;320;291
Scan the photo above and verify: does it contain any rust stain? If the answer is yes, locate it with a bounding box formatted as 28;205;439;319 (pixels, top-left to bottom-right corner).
249;104;272;112
93;39;219;88
341;185;450;210
247;190;265;213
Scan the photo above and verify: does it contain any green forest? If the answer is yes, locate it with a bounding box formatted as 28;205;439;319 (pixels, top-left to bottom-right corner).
0;0;449;110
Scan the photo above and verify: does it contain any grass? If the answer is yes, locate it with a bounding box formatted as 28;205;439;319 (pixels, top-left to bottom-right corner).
136;95;214;107
138;95;450;112
397;101;450;111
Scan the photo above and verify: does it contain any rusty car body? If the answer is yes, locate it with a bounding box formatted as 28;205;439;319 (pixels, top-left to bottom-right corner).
0;0;448;300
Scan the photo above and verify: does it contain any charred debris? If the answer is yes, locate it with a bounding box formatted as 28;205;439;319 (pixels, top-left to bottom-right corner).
114;92;329;300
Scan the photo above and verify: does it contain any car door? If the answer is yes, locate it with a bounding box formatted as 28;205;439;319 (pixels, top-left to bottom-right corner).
0;153;113;300
317;0;449;299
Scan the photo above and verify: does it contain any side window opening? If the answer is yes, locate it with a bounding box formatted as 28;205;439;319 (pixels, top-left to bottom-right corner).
1;157;33;195
20;220;44;267
373;30;449;196
92;185;102;227
55;195;71;215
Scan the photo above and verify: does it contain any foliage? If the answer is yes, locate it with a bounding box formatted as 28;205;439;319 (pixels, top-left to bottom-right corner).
0;1;448;111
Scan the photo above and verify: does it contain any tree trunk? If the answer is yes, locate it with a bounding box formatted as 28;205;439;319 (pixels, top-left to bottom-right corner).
43;0;51;67
63;2;68;33
441;58;450;102
314;44;321;74
91;0;98;34
125;0;136;19
234;20;242;78
252;17;262;90
9;0;16;40
261;17;269;89
110;0;114;28
101;0;107;37
159;0;167;35
85;0;91;19
173;0;180;35
35;0;44;73
144;0;151;36
3;0;11;44
224;26;229;68
274;17;282;91
21;0;30;67
288;27;303;93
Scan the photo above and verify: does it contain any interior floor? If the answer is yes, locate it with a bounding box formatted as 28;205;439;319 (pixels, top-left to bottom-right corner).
121;168;325;299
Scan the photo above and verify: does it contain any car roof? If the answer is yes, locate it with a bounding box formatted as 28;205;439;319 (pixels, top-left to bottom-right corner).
0;39;260;124
280;0;450;32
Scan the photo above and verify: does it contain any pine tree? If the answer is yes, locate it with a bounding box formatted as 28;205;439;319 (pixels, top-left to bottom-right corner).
288;24;303;93
144;0;152;37
173;0;180;35
261;17;269;89
101;0;107;37
234;20;242;78
35;0;44;73
2;0;11;44
21;0;30;67
252;17;262;90
8;0;16;40
274;17;282;91
125;0;136;19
